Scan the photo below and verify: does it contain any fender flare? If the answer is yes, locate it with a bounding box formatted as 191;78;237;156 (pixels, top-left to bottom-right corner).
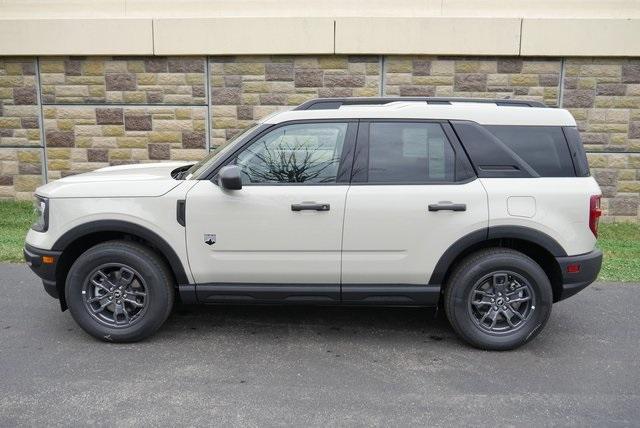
52;220;189;284
428;226;566;286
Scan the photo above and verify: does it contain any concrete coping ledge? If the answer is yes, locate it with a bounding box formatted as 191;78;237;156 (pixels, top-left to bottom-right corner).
0;17;639;56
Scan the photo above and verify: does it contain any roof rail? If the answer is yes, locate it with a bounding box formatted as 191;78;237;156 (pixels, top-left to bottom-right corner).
294;97;547;110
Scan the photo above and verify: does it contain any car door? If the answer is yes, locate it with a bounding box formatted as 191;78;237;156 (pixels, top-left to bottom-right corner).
185;120;357;302
341;120;488;300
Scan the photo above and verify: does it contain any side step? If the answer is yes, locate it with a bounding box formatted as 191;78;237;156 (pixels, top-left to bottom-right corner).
179;283;441;306
341;284;441;306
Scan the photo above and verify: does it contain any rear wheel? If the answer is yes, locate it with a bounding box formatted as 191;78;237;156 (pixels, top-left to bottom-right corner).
65;241;174;342
444;248;553;351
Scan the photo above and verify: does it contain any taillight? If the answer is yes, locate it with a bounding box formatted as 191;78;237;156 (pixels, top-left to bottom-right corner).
589;195;602;237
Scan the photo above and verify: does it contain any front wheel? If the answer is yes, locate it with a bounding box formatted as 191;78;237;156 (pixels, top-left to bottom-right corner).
65;241;175;342
444;248;553;351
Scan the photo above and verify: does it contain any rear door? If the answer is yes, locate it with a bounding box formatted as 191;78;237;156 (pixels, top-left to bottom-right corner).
341;120;488;295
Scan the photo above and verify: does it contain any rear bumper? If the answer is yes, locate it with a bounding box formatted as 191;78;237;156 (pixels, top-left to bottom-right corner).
555;249;603;302
24;243;61;299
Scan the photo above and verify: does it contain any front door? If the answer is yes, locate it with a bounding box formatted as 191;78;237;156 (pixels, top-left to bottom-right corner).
185;121;357;299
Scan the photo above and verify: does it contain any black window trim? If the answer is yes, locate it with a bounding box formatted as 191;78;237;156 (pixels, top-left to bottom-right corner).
562;126;591;177
201;118;583;183
205;119;359;186
350;118;477;186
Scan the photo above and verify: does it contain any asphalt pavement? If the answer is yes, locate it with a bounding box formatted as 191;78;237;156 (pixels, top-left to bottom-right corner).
0;263;639;427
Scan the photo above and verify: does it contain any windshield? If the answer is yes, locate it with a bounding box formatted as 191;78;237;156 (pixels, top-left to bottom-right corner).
186;123;260;179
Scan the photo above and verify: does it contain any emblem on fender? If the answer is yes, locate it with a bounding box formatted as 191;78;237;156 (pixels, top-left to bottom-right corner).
204;234;216;245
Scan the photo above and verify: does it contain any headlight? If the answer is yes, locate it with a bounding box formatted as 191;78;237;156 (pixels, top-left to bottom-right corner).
31;195;49;232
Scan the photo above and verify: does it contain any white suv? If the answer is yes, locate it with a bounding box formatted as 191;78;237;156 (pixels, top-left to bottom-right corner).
24;97;603;350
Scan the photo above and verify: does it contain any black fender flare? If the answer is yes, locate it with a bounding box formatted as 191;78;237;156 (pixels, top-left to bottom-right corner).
428;226;566;286
52;220;189;284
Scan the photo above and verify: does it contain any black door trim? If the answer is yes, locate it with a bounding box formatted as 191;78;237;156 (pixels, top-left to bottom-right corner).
195;283;340;304
181;283;441;306
341;284;440;306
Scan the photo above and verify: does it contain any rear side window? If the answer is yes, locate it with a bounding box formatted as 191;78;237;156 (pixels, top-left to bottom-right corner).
484;126;575;177
368;122;456;183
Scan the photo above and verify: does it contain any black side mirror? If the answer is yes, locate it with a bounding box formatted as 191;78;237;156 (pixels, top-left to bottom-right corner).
217;165;243;190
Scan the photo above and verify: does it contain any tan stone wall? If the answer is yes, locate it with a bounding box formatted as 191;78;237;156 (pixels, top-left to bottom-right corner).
39;56;206;105
383;56;560;106
0;148;44;200
563;58;640;152
0;54;638;220
0;58;43;200
563;58;640;220
43;106;207;179
209;55;380;147
588;152;640;221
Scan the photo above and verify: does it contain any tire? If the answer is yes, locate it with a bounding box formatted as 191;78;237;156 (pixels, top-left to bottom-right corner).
65;240;175;342
444;248;553;351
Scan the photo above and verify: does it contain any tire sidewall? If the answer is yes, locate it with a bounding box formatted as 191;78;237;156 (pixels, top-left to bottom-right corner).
448;252;553;350
65;243;173;342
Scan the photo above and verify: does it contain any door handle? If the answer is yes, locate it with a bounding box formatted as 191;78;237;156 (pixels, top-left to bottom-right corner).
291;202;330;212
428;203;467;212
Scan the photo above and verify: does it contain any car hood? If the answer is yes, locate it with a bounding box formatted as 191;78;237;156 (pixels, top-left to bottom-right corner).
36;162;192;198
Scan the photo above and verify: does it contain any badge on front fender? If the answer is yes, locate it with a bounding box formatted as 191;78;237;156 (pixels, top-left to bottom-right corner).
204;234;216;246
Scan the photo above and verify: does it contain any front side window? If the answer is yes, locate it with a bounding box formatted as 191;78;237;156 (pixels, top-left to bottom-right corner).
186;123;260;179
233;122;348;184
368;122;456;183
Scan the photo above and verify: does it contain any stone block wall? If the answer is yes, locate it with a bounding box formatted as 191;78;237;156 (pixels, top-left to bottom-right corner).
563;58;640;220
209;56;380;147
383;56;560;107
39;56;206;105
0;58;43;200
0;54;638;220
43;106;207;179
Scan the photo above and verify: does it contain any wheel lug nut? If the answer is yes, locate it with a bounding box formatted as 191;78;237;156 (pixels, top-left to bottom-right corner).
108;296;113;300
506;298;510;302
493;306;498;311
498;292;502;296
490;298;495;302
502;305;507;310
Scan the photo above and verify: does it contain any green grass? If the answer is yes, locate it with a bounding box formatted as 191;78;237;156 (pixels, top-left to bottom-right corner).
0;201;639;281
0;200;35;262
596;223;640;282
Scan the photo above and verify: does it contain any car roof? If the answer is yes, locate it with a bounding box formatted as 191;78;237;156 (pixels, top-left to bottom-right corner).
260;99;577;127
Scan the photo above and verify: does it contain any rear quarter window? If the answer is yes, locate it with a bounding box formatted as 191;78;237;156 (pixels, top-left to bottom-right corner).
562;126;590;177
484;125;575;177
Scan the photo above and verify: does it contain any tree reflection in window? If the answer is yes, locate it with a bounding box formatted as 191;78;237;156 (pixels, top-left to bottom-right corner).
235;123;347;184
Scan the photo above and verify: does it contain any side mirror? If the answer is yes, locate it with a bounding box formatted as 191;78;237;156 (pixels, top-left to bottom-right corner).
217;165;243;190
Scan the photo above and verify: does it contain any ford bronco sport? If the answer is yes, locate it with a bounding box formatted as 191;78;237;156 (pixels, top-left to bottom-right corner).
24;97;603;350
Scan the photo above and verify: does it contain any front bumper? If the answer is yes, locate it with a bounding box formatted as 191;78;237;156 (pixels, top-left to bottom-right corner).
555;249;603;302
24;243;62;299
